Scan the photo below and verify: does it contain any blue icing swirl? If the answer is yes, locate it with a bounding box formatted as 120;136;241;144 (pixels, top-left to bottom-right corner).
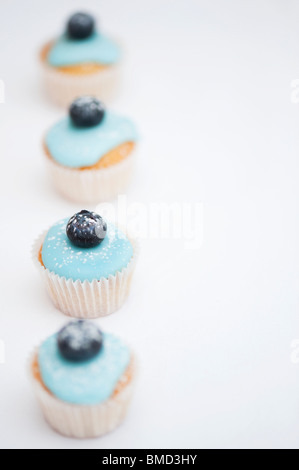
38;332;131;405
48;32;121;67
42;218;133;282
45;112;138;168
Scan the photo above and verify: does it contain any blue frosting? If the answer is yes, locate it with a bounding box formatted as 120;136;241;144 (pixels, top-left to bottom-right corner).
38;332;131;405
48;32;121;67
45;112;138;168
42;218;133;282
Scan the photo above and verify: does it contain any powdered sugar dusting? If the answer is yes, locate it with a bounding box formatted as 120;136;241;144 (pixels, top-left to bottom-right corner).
41;218;133;282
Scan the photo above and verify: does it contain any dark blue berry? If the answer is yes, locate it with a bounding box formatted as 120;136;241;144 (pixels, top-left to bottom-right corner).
58;321;103;362
66;210;107;248
70;97;105;128
67;13;95;40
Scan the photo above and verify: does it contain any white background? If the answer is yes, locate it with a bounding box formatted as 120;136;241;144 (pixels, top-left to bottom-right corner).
0;0;299;449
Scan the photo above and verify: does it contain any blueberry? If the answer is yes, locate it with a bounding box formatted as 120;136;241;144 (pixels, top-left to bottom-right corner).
58;321;103;362
66;210;107;248
67;12;95;40
70;97;105;128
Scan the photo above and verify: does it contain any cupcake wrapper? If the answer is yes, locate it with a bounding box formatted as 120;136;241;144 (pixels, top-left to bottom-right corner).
29;351;136;439
41;61;121;108
45;152;136;204
32;231;139;319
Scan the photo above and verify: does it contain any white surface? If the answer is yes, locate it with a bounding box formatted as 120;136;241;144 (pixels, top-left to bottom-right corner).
0;0;299;450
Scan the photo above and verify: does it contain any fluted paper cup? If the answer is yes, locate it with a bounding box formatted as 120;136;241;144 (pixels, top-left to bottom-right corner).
32;231;139;319
41;61;122;108
29;351;136;439
45;151;136;204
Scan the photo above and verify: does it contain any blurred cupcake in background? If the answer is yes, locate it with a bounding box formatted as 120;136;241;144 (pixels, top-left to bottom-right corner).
29;320;137;438
40;12;122;107
43;96;138;203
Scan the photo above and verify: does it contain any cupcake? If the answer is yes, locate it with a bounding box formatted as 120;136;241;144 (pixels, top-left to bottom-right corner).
29;320;136;438
40;12;121;107
33;210;138;318
44;97;138;203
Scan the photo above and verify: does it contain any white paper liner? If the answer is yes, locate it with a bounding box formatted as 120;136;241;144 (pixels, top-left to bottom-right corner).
32;230;139;319
45;151;136;204
29;350;136;439
41;61;122;108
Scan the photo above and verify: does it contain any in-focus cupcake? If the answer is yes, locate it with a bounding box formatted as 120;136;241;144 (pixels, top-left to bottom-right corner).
40;12;121;107
33;210;138;318
30;320;136;439
44;96;138;203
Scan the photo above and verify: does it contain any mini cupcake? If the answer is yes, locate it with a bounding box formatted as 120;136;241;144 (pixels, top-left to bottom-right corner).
40;12;121;107
33;210;138;318
30;320;136;438
44;97;138;203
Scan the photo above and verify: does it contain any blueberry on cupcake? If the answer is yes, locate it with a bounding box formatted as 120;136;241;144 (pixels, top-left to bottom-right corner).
30;320;136;439
44;97;138;203
33;210;138;318
40;12;122;107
